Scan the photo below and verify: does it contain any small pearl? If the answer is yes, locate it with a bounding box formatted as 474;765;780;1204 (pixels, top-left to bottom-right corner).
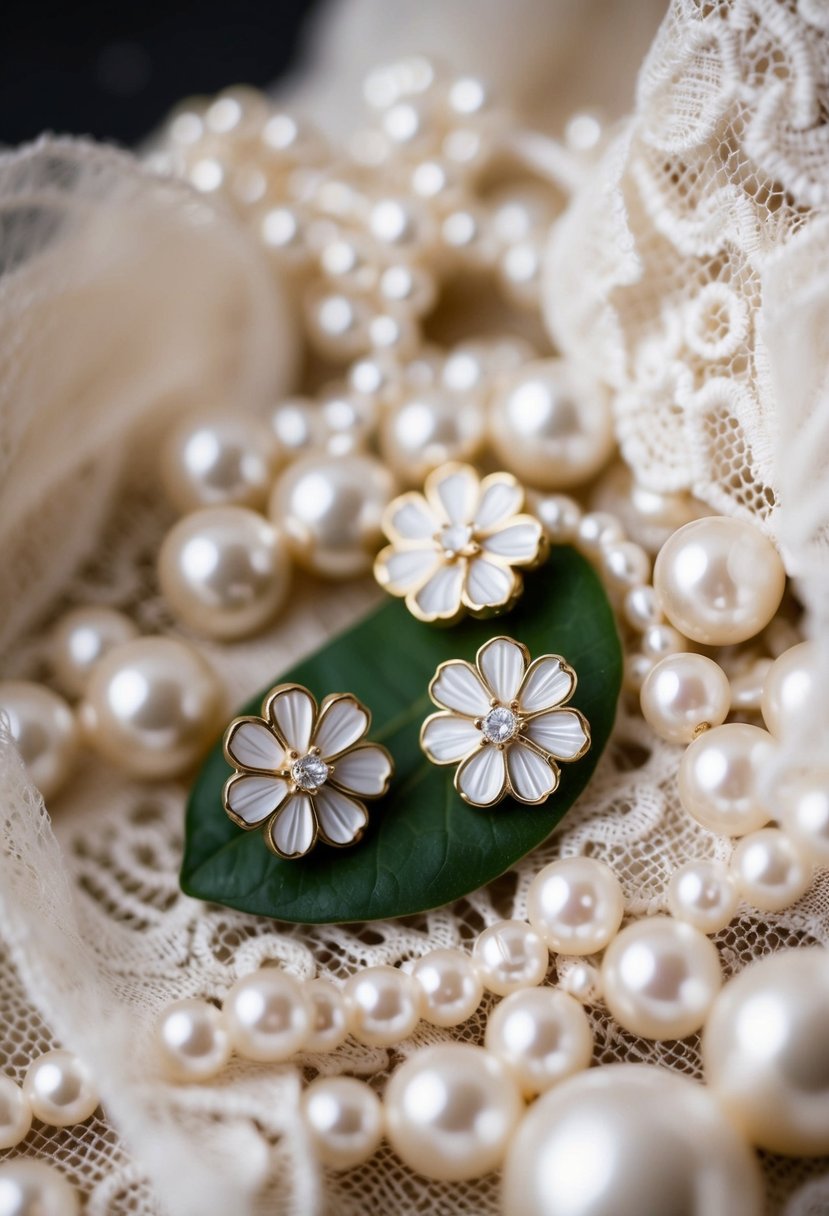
347;354;402;402
623;584;664;631
600;541;651;591
575;511;626;557
0;1076;32;1149
602;916;722;1039
0;1159;79;1216
378;263;436;315
160;411;279;514
344;965;421;1048
730;828;812;912
497;239;543;308
319;234;378;292
729;658;773;712
303;979;350;1053
485;988;593;1096
623;652;654;693
653;517;786;645
761;641;815;737
557;960;602;1005
23;1050;99;1126
489;185;551;245
368;197;429;250
318;385;378;457
778;771;829;864
532;494;582;544
155;998;231;1082
640;653;731;744
385;1043;522;1181
270;397;325;458
301;1076;384;1170
304;289;369;361
51;607;138;698
411;948;483;1027
666;859;738;934
223;969;309;1062
527;858;624;955
679;723;775;836
380;390;485;485
0;682;78;800
472;920;548;996
640;622;687;660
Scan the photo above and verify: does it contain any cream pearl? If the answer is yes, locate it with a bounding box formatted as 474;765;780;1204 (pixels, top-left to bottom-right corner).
23;1050;99;1126
489;360;614;491
778;771;829;864
703;947;829;1156
485;988;593;1097
472;920;548;996
653;517;786;645
158;507;291;641
532;494;582;544
600;540;651;592
223;969;309;1062
641;653;731;745
302;1076;384;1170
575;511;625;557
270;397;326;458
344;966;421;1048
602;916;722;1040
502;1063;763;1216
161;411;279;514
51;607;138;698
666;859;738;934
269;453;395;579
385;1043;522;1181
0;682;78;801
155;998;231;1082
411;948;483;1027
379;390;485;486
557;960;602;1004
526;858;624;956
679;723;775;836
623;584;664;631
730;828;812;912
623;652;654;694
761;641;815;737
640;622;687;660
0;1076;32;1149
0;1160;80;1216
81;637;223;779
304;289;370;361
304;979;350;1053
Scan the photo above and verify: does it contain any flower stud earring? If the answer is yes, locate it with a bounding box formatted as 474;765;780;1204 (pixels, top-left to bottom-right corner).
421;637;590;807
223;684;393;859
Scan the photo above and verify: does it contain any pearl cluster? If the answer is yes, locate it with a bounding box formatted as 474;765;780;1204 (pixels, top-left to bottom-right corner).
0;1049;99;1151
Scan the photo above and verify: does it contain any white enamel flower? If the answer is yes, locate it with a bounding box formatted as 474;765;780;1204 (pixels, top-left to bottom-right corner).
421;637;591;807
374;462;546;624
223;683;393;859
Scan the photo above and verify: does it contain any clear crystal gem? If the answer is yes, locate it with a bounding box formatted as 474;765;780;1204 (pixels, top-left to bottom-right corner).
438;523;473;556
481;706;517;744
291;753;330;791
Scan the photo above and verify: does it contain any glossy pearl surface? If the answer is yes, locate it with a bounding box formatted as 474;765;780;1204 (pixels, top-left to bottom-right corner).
472;920;548;996
411;948;483;1027
161;410;278;513
23;1050;99;1126
344;965;421;1048
51;606;139;698
640;653;730;744
761;641;815;737
602;916;722;1040
703;947;829;1155
0;1159;80;1216
666;859;738;934
526;858;624;955
379;390;485;485
385;1043;522;1181
679;723;775;836
485;988;593;1096
223;969;309;1062
302;1076;384;1169
557;960;603;1005
0;1076;32;1149
303;979;350;1053
778;771;829;864
532;494;582;544
653;517;786;645
0;681;78;800
730;828;812;912
155;998;231;1082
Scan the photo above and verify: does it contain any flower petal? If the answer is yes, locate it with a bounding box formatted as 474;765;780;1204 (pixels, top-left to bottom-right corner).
425;463;479;525
330;743;392;796
314;785;369;846
477;637;528;704
473;473;523;531
313;694;369;759
266;685;316;754
481;516;544;566
225;773;291;826
519;656;575;714
455;745;507;806
506;742;558;803
374;544;439;596
410;562;465;621
224;718;285;773
266;793;316;858
421;713;482;765
384;492;439;542
524;709;590;760
430;661;491;716
462;557;517;611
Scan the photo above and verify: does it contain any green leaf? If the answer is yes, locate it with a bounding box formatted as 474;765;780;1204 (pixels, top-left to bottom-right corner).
181;547;622;923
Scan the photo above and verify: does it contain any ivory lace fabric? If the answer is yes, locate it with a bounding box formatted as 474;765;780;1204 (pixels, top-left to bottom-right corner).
0;2;827;1213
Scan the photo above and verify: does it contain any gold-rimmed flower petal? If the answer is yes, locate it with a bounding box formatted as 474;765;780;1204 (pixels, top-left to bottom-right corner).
314;786;369;846
425;462;479;525
477;636;528;704
462;558;518;613
265;684;317;754
329;743;393;797
430;660;491;716
374;544;440;597
480;516;545;566
455;745;507;806
265;793;317;858
313;694;370;760
409;562;465;622
382;491;440;542
224;717;285;773
518;656;576;714
506;741;559;803
473;472;524;531
523;708;591;760
224;772;291;827
420;712;482;765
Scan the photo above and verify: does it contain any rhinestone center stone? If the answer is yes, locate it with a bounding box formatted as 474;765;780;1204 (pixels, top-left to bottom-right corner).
438;523;474;557
481;706;518;744
291;753;330;791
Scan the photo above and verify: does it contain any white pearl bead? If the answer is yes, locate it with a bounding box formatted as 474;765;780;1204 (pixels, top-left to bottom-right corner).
730;828;812;912
666;859;738;934
623;584;664;631
0;682;78;800
600;541;651;591
223;969;309;1062
0;1159;79;1216
155;998;231;1082
653;517;786;645
602;916;722;1039
485;988;593;1096
385;1043;522;1181
411;948;483;1027
679;723;775;836
81;637;223;779
51;607;138;698
575;511;625;557
472;920;548;996
557;960;602;1004
344;965;421;1048
640;622;687;660
304;289;369;361
23;1050;99;1126
161;411;279;514
303;979;350;1053
489;361;614;490
640;653;731;744
0;1076;32;1149
532;494;582;544
761;641;815;737
703;947;829;1155
379;390;485;486
270;397;326;458
778;771;829;864
527;858;624;955
729;657;773;712
301;1076;384;1170
502;1063;763;1216
623;652;655;693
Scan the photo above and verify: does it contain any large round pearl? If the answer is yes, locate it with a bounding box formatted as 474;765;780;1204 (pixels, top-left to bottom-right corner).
641;653;730;744
502;1063;763;1216
269;453;395;579
161;410;279;514
23;1049;99;1126
485;988;593;1097
303;979;350;1053
730;828;812;912
761;641;815;737
526;858;624;955
0;1160;80;1216
703;947;829;1156
301;1076;384;1169
411;948;483;1027
344;965;421;1048
472;920;548;996
778;771;829;864
602;916;722;1040
0;1076;32;1149
158;507;291;640
653;517;786;645
0;682;77;800
666;859;738;934
81;637;223;779
51;606;138;698
488;360;614;491
678;723;775;836
223;969;309;1062
379;390;485;485
385;1043;522;1181
155;998;231;1082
